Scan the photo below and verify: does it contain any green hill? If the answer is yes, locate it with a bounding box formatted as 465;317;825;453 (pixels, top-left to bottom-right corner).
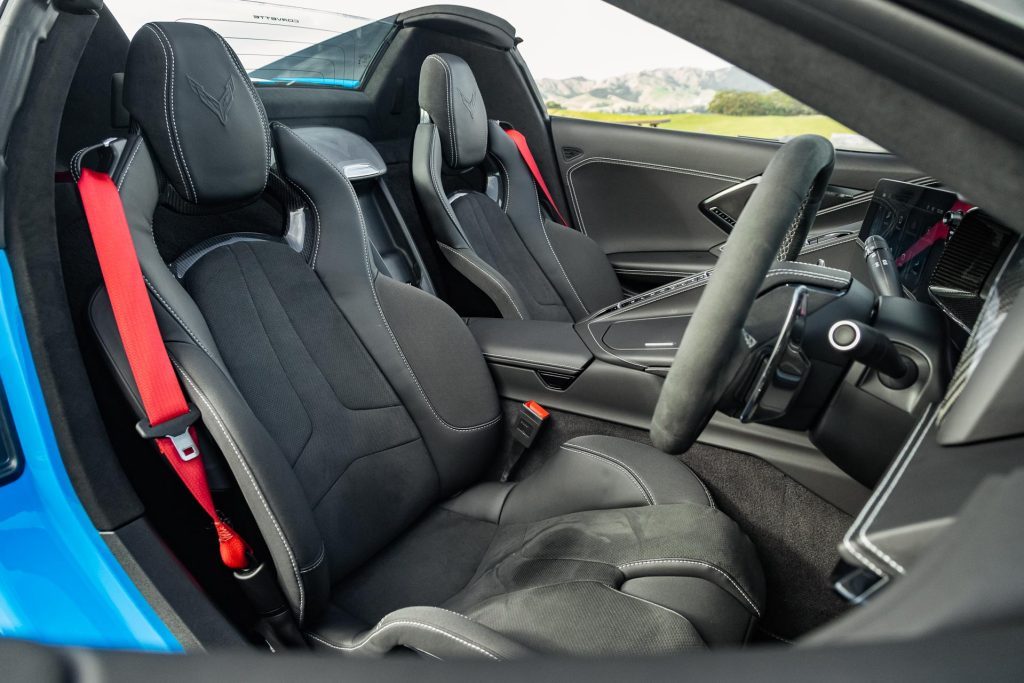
549;109;853;141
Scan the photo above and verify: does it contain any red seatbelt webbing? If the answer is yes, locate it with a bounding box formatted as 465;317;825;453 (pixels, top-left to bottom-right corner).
77;168;249;570
504;128;570;227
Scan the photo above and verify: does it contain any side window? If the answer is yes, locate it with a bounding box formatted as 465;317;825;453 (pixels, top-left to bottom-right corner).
500;1;885;152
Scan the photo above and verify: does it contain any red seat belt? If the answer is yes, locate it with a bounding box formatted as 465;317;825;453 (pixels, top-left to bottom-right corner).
76;168;249;570
503;128;570;227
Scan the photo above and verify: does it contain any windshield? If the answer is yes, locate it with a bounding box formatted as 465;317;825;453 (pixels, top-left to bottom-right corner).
105;0;395;89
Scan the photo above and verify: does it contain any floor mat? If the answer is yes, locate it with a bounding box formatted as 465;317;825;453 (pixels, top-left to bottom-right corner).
507;402;853;640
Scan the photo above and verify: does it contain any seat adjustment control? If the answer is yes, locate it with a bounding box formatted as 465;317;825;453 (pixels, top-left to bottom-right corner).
828;320;918;389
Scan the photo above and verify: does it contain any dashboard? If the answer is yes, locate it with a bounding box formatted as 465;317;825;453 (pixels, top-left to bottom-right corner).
858;179;1019;331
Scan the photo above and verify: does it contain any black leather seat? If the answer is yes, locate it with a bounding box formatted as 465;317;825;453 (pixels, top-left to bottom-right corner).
86;23;763;659
412;53;624;322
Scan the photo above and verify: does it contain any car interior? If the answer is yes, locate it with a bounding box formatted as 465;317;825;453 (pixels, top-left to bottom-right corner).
3;0;1024;676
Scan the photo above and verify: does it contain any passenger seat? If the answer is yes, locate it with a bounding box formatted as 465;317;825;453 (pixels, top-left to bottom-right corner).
412;54;624;322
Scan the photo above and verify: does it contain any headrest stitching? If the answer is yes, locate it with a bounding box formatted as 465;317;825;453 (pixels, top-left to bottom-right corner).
148;24;198;202
142;24;194;202
214;33;271;194
427;54;458;167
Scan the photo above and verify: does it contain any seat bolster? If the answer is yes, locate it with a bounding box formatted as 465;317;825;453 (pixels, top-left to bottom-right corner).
543;221;624;313
565;435;716;507
307;606;532;660
441;481;515;523
487;122;621;320
412;123;471;250
500;435;714;525
437;244;529;321
168;341;330;626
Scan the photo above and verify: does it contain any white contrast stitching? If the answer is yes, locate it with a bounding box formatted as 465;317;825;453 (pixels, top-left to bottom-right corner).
439;243;525;321
143;25;191;201
141;275;215;359
148;25;197;201
428;133;465;237
617;558;761;616
305;621;500;660
566;157;741;235
851;408;937;576
763;268;848;284
215;33;271;195
583;265;847;365
427;55;458;168
70;147;87;183
535;189;588;315
173;359;306;623
116;138;143;191
275;125;501;433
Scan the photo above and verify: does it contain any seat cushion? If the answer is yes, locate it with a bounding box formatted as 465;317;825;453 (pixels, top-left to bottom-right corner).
309;436;764;658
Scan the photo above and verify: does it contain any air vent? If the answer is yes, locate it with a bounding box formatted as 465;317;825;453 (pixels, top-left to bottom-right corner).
562;146;583;162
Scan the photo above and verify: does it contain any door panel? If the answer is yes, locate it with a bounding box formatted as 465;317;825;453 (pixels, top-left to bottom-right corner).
552;116;924;288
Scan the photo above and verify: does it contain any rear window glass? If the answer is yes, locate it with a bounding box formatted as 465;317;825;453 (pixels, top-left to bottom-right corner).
105;1;395;89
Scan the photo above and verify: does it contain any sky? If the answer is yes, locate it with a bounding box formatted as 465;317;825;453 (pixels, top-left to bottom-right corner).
103;0;729;80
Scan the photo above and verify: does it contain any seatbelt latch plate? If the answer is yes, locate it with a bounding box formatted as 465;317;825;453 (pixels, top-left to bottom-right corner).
136;403;202;461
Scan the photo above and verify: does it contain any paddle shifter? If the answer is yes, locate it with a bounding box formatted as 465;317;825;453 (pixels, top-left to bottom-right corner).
863;235;903;298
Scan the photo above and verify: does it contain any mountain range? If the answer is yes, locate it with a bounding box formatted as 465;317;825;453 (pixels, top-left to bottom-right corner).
537;66;773;114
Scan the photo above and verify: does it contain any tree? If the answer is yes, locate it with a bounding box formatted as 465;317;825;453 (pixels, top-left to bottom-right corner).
708;90;816;116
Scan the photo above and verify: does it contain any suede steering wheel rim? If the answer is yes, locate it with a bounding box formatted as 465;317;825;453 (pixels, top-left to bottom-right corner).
650;135;836;454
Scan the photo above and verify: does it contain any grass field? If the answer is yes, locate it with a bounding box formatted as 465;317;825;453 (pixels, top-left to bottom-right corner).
548;109;854;141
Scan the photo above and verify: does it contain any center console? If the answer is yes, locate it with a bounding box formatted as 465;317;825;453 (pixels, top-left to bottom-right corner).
468;254;877;514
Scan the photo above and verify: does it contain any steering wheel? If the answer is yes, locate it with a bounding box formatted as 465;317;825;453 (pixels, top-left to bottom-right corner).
651;135;835;454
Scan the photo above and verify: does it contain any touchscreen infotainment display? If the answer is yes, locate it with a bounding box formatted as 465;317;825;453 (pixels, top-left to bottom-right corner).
859;180;959;298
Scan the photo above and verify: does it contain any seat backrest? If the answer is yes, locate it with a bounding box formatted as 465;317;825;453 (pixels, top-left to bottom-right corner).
88;23;502;626
281;126;438;296
412;53;622;322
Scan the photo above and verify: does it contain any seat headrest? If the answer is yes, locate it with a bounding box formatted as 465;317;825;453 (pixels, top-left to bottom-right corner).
418;53;487;170
124;22;270;205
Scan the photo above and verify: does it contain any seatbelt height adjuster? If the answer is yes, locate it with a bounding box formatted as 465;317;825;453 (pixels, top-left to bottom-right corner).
512;400;549;449
136;403;202;461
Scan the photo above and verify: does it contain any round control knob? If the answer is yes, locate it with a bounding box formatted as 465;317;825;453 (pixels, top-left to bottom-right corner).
828;320;861;351
828;320;918;389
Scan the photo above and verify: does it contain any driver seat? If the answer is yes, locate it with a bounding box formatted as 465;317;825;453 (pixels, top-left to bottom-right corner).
87;22;764;658
412;54;624;322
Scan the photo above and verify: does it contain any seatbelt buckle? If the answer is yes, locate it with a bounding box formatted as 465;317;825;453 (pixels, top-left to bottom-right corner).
512;400;549;449
136;403;202;461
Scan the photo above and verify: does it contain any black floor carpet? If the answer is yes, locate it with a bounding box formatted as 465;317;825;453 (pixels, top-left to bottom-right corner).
505;402;853;641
